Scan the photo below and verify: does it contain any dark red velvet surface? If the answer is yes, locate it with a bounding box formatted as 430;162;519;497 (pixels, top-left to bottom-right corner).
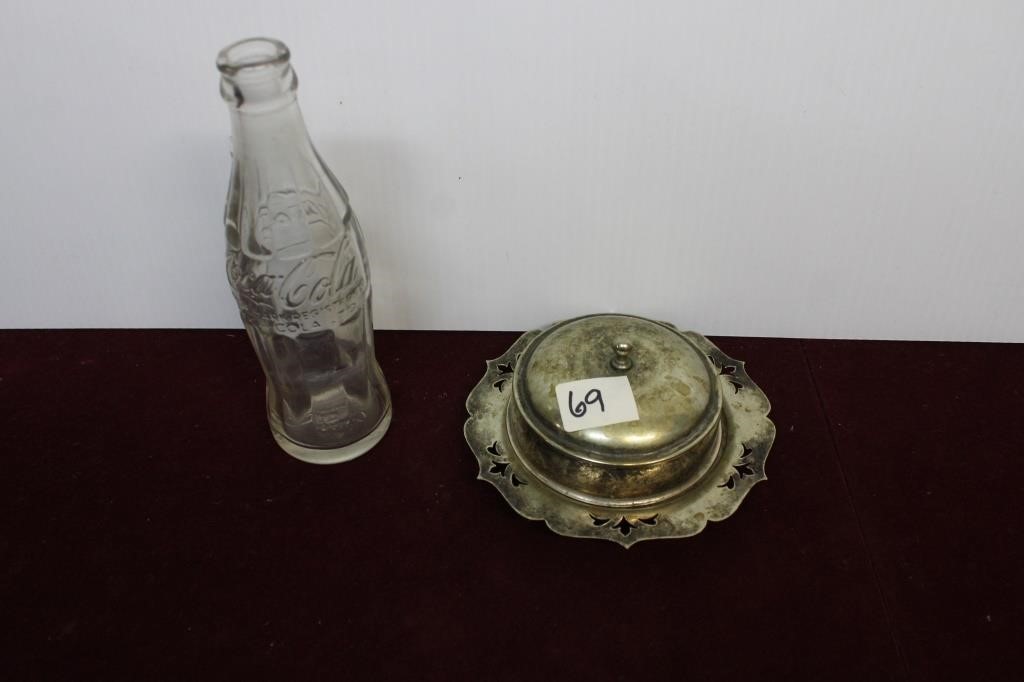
1;330;1021;680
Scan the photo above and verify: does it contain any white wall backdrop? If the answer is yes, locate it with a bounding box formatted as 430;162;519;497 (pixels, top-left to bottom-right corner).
2;1;1023;340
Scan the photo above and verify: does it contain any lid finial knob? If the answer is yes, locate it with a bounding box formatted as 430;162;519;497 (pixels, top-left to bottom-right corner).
611;342;634;371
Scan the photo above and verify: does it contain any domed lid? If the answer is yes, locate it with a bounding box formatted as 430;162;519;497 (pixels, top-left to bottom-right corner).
513;314;722;464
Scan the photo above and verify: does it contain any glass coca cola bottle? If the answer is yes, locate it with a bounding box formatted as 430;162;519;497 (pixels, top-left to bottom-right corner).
217;38;391;464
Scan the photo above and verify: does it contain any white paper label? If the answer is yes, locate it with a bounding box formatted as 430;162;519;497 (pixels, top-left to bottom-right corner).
555;375;640;433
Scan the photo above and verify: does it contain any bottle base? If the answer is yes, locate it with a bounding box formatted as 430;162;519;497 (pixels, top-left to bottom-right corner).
270;404;393;465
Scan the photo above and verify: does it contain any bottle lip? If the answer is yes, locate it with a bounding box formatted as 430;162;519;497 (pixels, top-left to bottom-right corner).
217;37;290;76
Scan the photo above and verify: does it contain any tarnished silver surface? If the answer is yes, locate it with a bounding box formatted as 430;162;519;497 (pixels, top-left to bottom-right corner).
464;314;775;547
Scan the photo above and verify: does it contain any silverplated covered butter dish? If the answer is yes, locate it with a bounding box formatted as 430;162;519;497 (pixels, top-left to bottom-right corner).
464;314;775;547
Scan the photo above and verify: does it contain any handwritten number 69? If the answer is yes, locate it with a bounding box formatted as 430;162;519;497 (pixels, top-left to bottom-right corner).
568;388;605;418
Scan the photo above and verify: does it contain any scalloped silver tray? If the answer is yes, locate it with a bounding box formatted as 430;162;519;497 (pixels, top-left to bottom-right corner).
464;323;775;547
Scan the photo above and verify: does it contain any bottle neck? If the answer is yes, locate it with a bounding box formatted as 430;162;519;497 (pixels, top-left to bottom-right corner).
227;98;316;163
220;65;298;114
218;39;321;172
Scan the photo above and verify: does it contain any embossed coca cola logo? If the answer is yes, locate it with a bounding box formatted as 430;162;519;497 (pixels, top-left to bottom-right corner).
227;186;365;314
234;248;362;311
